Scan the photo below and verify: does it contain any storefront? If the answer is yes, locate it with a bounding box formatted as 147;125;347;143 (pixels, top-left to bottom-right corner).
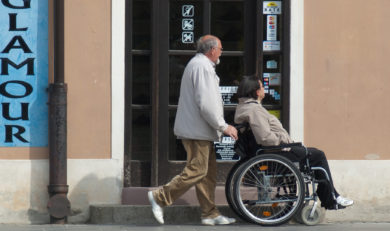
126;0;292;187
0;0;389;224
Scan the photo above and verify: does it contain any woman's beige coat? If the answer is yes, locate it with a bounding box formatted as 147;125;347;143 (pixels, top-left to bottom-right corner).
234;98;292;146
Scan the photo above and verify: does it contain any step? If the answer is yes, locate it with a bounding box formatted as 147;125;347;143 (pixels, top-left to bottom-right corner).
122;186;228;205
89;205;242;225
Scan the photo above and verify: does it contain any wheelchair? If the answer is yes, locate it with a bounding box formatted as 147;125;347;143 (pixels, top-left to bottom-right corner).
225;123;340;226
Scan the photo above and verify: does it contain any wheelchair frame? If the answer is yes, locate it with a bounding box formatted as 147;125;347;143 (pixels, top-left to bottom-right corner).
225;124;340;226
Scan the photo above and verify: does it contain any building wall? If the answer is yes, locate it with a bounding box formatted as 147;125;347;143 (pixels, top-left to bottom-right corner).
0;0;124;223
1;0;389;224
304;0;390;221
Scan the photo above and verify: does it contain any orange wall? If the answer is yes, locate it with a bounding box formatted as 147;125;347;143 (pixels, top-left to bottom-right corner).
304;0;390;160
0;0;112;159
65;0;111;159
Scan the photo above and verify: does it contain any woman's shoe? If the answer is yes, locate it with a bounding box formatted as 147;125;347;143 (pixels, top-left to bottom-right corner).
336;196;354;207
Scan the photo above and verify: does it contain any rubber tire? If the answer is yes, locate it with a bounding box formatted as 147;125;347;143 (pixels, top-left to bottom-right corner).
233;154;305;226
300;204;325;226
225;158;251;222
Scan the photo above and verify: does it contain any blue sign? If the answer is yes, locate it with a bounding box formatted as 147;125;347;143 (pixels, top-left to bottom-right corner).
0;0;48;147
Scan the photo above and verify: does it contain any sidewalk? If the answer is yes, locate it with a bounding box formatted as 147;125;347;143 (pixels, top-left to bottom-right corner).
0;223;389;231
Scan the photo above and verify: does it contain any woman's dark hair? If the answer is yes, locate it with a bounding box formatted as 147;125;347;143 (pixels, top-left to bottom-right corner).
236;75;261;99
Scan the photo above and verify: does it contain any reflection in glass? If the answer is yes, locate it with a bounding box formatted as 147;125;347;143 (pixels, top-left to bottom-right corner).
169;110;186;160
211;2;244;51
131;110;152;161
132;56;151;105
169;55;192;105
216;56;244;105
133;0;151;50
224;109;235;126
170;1;203;50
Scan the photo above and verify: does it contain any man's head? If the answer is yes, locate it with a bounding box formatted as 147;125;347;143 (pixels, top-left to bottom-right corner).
196;35;223;64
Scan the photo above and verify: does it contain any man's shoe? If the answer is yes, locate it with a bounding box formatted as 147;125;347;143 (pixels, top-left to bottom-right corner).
148;191;164;224
336;196;354;207
201;215;236;226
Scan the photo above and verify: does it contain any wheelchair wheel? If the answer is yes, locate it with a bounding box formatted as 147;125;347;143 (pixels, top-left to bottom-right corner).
299;204;325;226
225;158;252;222
232;154;305;226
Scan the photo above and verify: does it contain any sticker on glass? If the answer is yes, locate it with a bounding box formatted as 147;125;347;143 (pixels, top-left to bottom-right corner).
182;19;194;30
263;73;281;86
182;32;194;43
263;1;282;15
219;86;238;105
266;60;278;69
219;86;238;94
266;15;277;41
182;5;194;17
215;137;240;161
263;78;269;94
263;41;280;51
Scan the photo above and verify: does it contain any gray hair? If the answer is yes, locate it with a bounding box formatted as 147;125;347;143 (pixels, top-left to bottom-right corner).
196;36;218;54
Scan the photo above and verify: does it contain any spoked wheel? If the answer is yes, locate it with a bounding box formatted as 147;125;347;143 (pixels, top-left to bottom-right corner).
233;154;305;226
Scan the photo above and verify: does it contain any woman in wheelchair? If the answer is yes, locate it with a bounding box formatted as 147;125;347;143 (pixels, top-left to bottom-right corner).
234;75;353;210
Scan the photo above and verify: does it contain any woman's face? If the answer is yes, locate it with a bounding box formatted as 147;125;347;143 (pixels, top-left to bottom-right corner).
257;81;265;101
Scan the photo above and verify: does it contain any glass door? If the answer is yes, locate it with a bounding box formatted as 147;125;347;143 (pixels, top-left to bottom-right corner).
125;0;290;186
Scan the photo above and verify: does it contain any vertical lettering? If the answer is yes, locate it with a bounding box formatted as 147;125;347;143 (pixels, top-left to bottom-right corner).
2;102;29;120
5;125;28;143
9;13;27;31
0;80;33;98
1;0;31;9
1;35;32;53
0;58;35;75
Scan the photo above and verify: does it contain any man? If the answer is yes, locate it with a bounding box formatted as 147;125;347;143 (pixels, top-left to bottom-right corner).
148;35;238;225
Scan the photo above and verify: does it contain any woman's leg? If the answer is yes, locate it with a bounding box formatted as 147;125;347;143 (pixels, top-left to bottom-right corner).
306;148;340;209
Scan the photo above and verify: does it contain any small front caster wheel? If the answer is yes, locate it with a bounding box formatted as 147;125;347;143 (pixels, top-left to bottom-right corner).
300;205;325;226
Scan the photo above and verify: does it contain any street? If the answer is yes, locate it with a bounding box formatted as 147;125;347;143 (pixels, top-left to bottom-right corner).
0;223;389;231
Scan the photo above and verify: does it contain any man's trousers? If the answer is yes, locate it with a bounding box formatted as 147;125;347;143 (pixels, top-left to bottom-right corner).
153;139;220;218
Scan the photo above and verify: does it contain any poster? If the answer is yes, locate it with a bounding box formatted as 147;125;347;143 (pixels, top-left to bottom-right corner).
0;0;49;146
215;136;240;161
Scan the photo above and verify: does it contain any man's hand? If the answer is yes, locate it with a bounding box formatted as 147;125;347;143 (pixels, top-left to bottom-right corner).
223;125;238;140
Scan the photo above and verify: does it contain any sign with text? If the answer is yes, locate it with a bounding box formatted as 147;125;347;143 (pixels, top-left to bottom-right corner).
0;0;48;146
215;136;240;161
220;86;238;105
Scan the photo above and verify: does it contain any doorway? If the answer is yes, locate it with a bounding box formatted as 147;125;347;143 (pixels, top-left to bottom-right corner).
125;0;290;187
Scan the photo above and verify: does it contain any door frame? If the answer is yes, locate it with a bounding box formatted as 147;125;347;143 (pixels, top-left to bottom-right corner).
124;0;295;187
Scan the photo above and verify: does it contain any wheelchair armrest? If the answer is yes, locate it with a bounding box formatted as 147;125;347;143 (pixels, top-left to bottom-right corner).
258;142;303;151
234;123;249;130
